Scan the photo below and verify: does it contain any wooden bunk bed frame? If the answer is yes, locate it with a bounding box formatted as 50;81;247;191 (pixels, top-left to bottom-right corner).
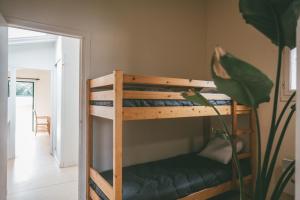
87;70;256;200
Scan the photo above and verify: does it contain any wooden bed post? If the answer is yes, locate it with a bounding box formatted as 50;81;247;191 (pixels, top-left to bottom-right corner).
113;70;123;200
86;79;93;200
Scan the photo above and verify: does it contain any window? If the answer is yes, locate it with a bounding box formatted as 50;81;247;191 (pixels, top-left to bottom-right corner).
289;48;297;91
282;48;297;100
16;82;34;96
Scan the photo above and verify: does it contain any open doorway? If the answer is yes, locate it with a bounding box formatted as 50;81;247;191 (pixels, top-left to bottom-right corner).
7;27;80;200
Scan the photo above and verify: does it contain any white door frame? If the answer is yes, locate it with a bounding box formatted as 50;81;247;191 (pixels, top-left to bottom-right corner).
4;16;91;200
0;12;8;200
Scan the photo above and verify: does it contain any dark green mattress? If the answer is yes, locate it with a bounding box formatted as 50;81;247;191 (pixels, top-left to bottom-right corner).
90;153;251;200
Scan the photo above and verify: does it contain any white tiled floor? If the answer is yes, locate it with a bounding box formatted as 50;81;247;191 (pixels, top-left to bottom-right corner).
7;101;78;200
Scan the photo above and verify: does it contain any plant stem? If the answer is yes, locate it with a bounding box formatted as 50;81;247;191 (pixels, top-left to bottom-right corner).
261;8;284;197
264;106;295;195
253;109;262;199
211;106;244;200
271;161;295;200
275;92;296;131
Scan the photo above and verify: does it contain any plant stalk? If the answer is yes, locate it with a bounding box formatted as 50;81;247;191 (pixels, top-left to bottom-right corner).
261;8;284;197
253;109;262;199
271;161;295;200
211;106;244;200
264;106;295;195
275;92;296;131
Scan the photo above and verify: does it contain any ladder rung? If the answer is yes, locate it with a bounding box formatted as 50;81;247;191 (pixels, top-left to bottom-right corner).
236;129;252;135
236;110;251;115
235;105;251;115
238;152;251;160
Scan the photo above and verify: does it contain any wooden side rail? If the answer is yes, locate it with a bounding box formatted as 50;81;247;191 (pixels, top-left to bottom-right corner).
180;175;252;200
123;74;216;88
90;168;113;200
90;187;102;200
90;91;114;101
123;106;231;121
90;106;114;119
89;105;251;120
90;73;114;88
123;90;229;100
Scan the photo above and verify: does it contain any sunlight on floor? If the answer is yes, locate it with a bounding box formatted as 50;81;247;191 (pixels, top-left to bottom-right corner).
7;97;78;200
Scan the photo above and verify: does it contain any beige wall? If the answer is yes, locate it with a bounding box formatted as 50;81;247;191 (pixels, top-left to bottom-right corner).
205;0;295;193
0;0;209;173
16;69;51;117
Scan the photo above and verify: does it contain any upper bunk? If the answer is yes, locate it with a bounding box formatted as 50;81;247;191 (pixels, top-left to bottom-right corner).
88;70;251;121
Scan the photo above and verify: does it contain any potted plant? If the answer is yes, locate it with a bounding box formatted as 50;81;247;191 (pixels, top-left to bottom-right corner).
183;0;300;199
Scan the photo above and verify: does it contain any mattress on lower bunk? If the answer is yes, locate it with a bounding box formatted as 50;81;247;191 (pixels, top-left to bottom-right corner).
90;154;251;200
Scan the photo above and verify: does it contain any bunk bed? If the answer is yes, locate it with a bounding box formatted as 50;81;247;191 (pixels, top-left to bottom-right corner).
87;70;255;200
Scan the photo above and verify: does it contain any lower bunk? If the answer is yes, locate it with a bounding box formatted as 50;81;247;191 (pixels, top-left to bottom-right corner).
89;153;251;200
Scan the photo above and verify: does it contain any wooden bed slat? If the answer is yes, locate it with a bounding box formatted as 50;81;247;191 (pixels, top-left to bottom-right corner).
90;105;114;119
90;73;114;88
180;175;252;200
123;90;230;100
90;168;113;200
236;105;251;115
238;152;251;160
180;181;233;200
236;129;252;136
123;106;231;120
124;74;216;88
90;187;102;200
90;91;114;101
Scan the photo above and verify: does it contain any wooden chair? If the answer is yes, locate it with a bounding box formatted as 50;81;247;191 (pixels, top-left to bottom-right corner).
33;110;51;136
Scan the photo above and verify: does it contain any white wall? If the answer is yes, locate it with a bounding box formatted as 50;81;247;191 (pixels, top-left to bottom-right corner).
8;42;55;69
7;69;15;160
54;36;80;167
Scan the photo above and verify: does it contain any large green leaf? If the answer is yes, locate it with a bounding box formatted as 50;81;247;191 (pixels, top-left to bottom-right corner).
211;47;273;107
182;90;213;107
239;0;300;49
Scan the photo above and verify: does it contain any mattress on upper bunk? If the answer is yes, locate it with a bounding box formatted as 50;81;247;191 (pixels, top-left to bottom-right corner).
90;153;251;200
91;84;232;107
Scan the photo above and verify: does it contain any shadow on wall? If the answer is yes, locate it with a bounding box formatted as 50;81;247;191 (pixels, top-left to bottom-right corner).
93;117;205;172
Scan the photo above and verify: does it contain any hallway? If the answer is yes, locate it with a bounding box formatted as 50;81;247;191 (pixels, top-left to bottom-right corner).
7;110;78;200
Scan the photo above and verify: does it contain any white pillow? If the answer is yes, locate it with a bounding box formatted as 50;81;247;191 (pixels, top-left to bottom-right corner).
198;137;243;164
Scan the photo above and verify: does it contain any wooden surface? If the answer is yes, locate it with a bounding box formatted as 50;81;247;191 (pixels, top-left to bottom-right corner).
124;73;216;88
123;106;231;120
90;91;114;101
90;73;114;88
113;70;123;200
90;168;113;200
238;152;251;160
180;175;252;200
90;187;102;200
90;106;114;120
123;90;229;100
87;71;255;200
